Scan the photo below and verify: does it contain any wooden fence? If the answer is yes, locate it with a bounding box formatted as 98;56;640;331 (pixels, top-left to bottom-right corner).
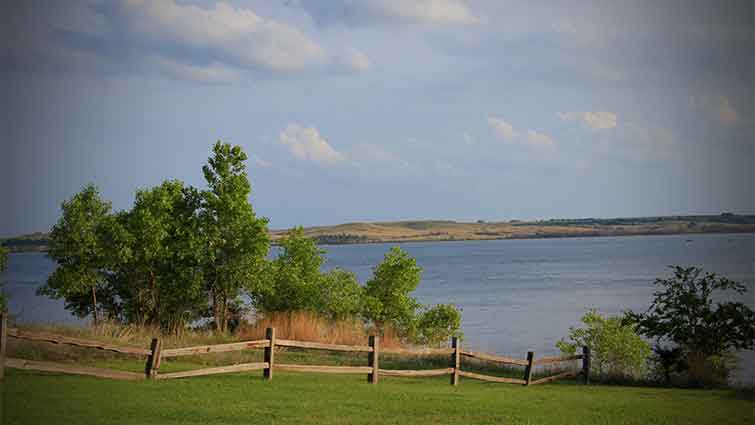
0;314;590;386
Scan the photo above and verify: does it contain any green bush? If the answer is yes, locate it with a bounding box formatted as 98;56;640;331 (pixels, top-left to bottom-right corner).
557;310;650;380
413;304;462;346
362;247;422;337
628;266;755;387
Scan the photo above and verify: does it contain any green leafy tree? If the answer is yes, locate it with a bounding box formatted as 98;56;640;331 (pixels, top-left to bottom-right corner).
39;185;112;325
627;266;755;385
201;141;269;332
254;227;325;313
557;310;650;379
253;228;364;320
114;181;208;332
414;304;462;346
363;247;422;336
319;268;364;321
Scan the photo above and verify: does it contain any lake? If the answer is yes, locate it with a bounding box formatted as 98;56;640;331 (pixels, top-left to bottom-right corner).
3;233;754;384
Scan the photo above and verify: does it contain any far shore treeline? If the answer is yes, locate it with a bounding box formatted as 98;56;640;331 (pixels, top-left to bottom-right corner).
22;142;461;344
4;214;755;253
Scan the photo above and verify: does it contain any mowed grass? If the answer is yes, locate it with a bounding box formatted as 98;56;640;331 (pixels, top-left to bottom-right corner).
2;369;753;425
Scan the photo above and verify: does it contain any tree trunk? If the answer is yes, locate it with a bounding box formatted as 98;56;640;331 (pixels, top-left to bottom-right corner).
91;285;99;326
214;288;227;333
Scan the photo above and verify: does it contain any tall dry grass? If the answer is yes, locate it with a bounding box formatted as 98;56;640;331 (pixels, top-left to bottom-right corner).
11;311;407;350
238;311;404;349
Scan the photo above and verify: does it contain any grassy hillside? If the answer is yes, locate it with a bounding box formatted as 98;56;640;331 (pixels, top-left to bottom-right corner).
3;370;753;425
5;214;755;252
270;215;755;245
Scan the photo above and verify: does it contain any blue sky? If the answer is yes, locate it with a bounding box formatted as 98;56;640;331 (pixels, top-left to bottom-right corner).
2;0;753;236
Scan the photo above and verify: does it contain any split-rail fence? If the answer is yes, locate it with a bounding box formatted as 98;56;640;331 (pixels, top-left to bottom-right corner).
0;314;591;386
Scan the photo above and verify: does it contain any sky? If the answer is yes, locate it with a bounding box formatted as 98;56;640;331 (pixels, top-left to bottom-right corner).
1;0;753;237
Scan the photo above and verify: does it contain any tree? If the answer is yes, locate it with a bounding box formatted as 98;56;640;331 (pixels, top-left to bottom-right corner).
253;227;326;313
363;247;422;336
627;266;755;385
201;141;269;333
252;227;365;321
557;310;650;380
414;304;462;346
114;181;208;332
318;268;363;321
39;185;112;325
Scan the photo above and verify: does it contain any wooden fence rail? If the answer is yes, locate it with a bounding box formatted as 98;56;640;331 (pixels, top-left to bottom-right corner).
0;316;591;387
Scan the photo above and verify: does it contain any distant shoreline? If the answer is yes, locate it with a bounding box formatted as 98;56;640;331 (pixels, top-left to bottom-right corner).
5;214;754;252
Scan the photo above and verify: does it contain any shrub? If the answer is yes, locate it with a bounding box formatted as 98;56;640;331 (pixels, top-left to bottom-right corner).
628;266;755;387
557;310;650;380
413;304;462;346
363;247;422;337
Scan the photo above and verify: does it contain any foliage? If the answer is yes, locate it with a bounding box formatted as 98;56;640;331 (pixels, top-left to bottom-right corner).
628;266;755;356
254;227;326;313
200;141;269;332
363;247;422;336
122;181;208;333
650;345;687;385
413;304;462;346
253;228;363;321
627;266;755;385
557;310;650;379
33;142;459;341
38;184;112;324
318;268;364;321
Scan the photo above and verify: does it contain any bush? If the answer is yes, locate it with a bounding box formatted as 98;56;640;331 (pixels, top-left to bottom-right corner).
628;266;755;387
557;310;650;380
363;247;422;337
413;304;462;346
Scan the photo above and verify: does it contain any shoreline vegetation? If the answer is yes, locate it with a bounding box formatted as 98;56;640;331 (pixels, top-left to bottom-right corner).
5;213;755;252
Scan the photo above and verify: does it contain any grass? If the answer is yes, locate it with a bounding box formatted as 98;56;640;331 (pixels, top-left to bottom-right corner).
4;321;753;424
268;219;755;244
3;369;753;425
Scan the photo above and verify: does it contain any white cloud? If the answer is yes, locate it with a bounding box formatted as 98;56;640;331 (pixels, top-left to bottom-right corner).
526;130;555;148
558;111;617;129
488;117;516;141
462;132;473;145
718;97;738;124
489;116;556;149
374;0;478;25
300;0;477;26
278;124;345;165
343;48;371;72
150;56;241;84
119;0;326;73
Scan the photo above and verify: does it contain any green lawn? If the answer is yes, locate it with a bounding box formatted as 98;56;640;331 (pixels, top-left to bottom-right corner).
2;369;753;425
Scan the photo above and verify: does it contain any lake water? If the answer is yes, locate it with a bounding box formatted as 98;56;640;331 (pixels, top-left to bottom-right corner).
3;233;754;384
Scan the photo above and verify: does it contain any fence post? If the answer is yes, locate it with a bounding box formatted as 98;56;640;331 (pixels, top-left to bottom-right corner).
368;335;379;384
0;313;7;380
451;336;460;386
264;327;275;381
524;351;534;386
582;346;591;384
145;337;162;379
